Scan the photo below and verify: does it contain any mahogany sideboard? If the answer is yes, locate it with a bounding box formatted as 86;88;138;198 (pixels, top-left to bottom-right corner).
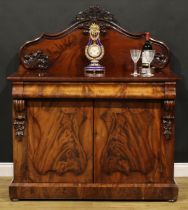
7;6;180;201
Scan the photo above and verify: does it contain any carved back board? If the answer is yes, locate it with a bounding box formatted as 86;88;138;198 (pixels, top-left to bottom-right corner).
10;6;173;81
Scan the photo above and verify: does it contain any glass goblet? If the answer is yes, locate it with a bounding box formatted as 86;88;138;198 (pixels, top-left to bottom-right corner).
143;50;155;77
130;49;141;77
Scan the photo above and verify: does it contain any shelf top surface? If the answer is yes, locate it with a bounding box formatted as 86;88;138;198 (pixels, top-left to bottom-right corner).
8;69;180;82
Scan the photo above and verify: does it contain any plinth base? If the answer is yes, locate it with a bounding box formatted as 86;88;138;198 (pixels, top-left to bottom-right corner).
9;181;178;201
84;64;105;77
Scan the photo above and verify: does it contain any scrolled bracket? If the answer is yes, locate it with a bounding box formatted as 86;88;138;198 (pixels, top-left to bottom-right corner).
162;100;175;140
13;100;26;140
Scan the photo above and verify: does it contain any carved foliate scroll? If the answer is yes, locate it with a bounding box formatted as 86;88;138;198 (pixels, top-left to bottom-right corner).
23;50;49;70
152;52;168;70
162;100;175;140
13;100;26;139
75;5;117;33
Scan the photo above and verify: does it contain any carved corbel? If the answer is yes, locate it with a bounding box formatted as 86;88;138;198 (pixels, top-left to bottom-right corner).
13;100;26;140
162;100;175;140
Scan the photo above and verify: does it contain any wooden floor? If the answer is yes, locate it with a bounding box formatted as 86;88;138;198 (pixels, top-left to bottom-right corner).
0;178;188;210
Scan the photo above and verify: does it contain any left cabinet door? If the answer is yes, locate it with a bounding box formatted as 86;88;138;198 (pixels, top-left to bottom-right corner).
27;100;93;183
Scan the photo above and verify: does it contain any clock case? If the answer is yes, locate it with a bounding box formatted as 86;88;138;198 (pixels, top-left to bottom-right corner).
84;23;105;77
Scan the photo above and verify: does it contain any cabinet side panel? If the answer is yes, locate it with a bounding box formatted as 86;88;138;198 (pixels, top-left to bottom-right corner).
94;100;163;183
27;100;93;183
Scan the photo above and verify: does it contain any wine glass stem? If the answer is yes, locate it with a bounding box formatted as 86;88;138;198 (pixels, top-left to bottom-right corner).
148;63;151;75
134;62;137;74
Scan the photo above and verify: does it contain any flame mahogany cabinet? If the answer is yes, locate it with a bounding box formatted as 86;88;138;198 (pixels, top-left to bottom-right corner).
8;7;180;201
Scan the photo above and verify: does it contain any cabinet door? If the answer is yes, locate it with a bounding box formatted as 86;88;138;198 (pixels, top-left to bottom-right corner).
94;100;162;183
27;100;93;183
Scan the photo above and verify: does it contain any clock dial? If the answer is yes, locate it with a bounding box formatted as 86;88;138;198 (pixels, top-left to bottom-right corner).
88;44;101;58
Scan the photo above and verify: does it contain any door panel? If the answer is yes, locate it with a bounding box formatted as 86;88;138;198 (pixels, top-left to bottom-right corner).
27;100;93;183
94;100;161;183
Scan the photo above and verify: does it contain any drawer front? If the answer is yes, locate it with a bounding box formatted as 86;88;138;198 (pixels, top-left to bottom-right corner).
12;82;167;99
27;100;93;183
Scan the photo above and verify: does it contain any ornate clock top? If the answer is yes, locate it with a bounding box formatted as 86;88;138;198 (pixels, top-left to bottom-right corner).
89;23;100;40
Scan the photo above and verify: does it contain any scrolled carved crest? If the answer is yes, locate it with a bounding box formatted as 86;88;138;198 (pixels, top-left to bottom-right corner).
75;6;117;33
22;50;49;70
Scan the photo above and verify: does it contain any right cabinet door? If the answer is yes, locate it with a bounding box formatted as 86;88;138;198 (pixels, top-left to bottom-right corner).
94;100;163;183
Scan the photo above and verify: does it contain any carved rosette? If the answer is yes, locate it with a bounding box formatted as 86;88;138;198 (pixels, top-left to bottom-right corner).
75;5;117;33
22;50;49;70
13;100;26;139
162;100;175;140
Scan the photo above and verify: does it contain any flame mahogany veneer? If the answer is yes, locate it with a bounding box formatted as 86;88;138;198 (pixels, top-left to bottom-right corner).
7;6;180;201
